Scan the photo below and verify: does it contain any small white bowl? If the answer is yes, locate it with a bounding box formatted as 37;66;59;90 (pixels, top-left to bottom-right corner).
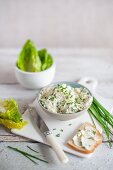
15;63;56;89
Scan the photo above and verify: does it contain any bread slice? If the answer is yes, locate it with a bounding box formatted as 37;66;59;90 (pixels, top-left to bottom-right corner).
67;122;102;154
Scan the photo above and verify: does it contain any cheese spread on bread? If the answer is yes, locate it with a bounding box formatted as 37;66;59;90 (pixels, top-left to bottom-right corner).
73;125;99;150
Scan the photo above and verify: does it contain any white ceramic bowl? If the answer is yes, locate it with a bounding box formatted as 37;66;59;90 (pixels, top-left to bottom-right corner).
38;82;93;121
15;63;56;89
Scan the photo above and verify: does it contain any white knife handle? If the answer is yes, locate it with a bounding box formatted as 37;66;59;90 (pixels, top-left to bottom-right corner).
45;133;69;163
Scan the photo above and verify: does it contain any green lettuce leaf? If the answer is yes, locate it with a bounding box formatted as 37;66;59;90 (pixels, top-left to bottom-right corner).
0;98;27;129
17;39;41;72
38;48;53;71
0;118;27;129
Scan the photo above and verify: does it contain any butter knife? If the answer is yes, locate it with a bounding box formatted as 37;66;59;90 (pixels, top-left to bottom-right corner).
28;107;69;164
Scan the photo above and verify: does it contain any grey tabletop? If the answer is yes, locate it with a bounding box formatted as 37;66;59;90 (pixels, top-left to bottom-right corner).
0;48;113;170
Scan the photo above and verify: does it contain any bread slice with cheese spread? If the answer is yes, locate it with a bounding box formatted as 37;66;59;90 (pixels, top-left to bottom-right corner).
67;122;102;154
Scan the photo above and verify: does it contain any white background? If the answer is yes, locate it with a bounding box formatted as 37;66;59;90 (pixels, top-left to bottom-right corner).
0;0;113;48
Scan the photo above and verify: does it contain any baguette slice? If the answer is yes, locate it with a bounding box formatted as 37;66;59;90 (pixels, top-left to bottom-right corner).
67;122;102;154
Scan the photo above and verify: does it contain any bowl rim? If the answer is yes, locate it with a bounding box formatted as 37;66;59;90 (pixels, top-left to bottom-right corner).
37;81;93;117
15;61;55;75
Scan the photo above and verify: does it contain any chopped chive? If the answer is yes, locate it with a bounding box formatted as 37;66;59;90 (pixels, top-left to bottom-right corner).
60;129;63;132
56;133;60;137
68;123;72;126
53;128;56;130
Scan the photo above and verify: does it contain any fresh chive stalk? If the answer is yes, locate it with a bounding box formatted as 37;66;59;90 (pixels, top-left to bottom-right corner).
93;98;113;127
93;97;113;119
27;146;39;154
88;109;96;128
25;154;38;164
7;146;48;164
89;105;112;147
88;97;113;148
8;146;38;164
27;146;44;157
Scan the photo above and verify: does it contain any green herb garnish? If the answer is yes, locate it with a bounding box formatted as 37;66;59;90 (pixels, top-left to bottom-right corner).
68;123;72;126
56;133;60;137
60;129;63;132
53;128;56;130
88;97;113;147
8;146;48;164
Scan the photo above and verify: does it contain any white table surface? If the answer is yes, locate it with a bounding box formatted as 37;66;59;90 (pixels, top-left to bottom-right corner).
0;48;113;170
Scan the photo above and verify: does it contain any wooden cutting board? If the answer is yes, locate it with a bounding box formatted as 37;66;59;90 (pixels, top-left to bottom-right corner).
11;77;113;158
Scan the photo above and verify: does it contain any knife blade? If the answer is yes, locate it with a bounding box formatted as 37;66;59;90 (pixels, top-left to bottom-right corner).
28;106;69;164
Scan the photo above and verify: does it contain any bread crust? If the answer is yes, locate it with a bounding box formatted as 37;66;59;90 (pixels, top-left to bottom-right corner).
67;122;102;154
